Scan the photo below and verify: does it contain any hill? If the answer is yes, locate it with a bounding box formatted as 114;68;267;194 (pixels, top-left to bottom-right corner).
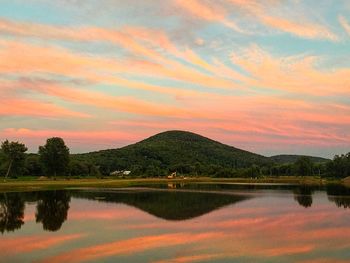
270;154;330;164
74;130;271;176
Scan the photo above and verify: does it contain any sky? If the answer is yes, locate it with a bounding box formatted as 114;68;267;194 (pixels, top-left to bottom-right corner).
0;0;349;157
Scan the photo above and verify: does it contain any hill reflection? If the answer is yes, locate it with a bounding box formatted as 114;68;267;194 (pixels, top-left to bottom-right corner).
72;189;250;220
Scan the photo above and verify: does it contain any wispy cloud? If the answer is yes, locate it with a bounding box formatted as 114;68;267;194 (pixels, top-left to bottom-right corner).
227;0;338;40
173;0;338;40
339;15;350;36
0;0;349;155
175;0;244;33
230;44;350;95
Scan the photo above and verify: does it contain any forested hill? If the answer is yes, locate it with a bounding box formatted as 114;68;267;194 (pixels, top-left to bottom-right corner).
74;130;270;175
270;155;330;164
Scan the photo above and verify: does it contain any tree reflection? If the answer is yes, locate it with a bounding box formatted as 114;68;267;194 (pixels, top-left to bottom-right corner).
0;193;25;233
36;190;70;231
327;184;350;209
293;185;314;208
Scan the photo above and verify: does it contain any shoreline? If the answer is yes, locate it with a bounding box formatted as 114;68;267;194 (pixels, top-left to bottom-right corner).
0;176;347;192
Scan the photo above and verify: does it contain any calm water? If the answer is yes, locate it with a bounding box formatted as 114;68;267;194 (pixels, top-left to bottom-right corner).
1;184;350;262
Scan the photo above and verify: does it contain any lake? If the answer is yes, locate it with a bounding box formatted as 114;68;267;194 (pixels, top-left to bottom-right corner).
1;183;349;262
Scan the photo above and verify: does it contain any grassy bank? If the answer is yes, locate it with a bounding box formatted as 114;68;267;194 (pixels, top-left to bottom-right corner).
0;176;347;192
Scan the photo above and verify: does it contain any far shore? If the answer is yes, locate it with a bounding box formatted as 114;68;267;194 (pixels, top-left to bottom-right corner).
0;176;348;192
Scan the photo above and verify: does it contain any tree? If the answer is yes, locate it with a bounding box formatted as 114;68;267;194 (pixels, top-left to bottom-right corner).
294;156;313;177
249;165;261;178
39;137;70;178
0;140;27;179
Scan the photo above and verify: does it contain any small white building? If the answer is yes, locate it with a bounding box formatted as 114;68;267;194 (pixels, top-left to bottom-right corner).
167;172;177;179
110;170;131;176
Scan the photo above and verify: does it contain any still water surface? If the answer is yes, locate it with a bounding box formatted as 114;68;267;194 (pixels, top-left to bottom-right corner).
0;184;349;262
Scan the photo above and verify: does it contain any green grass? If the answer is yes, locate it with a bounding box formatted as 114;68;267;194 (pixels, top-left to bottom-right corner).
0;176;346;192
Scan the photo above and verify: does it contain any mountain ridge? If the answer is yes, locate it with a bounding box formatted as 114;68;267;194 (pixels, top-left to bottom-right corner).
73;130;329;176
270;154;330;164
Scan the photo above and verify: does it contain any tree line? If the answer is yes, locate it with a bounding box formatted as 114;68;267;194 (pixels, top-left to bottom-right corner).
0;137;100;179
1;137;350;179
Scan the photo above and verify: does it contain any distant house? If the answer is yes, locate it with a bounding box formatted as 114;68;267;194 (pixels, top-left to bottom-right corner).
110;170;122;176
167;172;177;179
110;170;131;176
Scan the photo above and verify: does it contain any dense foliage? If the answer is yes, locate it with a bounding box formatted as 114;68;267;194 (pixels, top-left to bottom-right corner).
325;153;350;178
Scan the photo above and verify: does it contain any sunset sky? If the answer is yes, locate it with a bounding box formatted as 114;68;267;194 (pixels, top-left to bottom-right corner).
0;0;349;157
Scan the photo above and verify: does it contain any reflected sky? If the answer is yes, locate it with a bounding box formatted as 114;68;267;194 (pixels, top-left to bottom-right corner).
0;185;349;262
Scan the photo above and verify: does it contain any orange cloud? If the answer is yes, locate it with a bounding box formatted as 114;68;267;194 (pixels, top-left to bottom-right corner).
20;80;191;118
0;20;244;91
0;98;90;119
0;128;146;145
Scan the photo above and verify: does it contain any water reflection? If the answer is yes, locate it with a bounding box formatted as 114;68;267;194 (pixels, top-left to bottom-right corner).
0;193;25;233
327;184;350;208
0;184;349;234
36;190;70;232
293;185;314;208
0;184;350;263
